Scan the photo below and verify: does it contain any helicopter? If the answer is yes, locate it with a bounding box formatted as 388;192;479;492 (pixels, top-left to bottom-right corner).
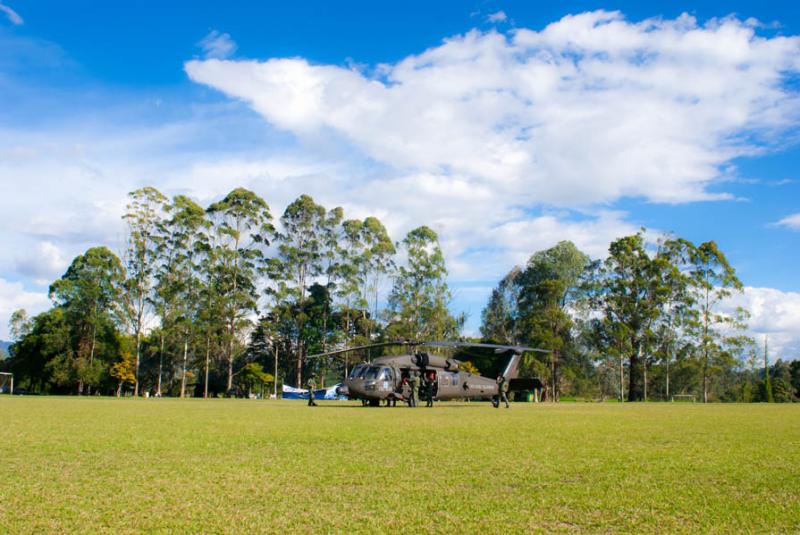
306;340;549;407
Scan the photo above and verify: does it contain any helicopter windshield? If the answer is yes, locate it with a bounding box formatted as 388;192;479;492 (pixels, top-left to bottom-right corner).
349;365;365;379
364;366;380;380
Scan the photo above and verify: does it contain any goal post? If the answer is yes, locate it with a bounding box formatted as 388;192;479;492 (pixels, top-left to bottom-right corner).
671;394;695;403
0;372;12;395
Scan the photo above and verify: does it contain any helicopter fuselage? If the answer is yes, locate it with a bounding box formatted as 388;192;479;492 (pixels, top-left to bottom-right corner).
339;353;502;406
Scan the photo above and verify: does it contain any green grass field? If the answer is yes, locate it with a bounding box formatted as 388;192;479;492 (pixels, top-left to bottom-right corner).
1;398;799;533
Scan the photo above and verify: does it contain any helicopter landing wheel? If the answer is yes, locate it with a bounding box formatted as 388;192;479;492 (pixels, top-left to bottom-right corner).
368;399;380;407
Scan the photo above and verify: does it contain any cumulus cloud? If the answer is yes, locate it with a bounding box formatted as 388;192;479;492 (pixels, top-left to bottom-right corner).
4;11;800;339
186;11;800;206
775;213;800;230
14;241;69;283
0;278;50;340
198;30;237;59
0;2;22;25
723;286;800;360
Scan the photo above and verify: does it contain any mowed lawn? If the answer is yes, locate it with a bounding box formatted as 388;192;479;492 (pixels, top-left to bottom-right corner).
1;398;799;533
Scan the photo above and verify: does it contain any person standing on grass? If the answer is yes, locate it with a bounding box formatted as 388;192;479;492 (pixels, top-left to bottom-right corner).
409;371;420;407
496;375;510;409
423;373;435;407
307;375;318;407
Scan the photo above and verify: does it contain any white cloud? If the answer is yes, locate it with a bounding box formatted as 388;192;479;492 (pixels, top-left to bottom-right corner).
723;286;800;361
487;11;507;23
198;30;237;59
186;11;800;206
14;241;69;283
0;278;50;340
0;2;22;25
775;213;800;230
3;12;800;341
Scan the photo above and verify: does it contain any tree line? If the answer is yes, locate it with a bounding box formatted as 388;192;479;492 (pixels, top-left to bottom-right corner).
2;188;798;402
480;238;800;402
3;187;462;397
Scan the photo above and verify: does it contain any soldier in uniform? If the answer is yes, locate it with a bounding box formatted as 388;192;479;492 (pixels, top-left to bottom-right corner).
306;375;318;407
495;374;510;409
425;373;436;407
409;371;420;407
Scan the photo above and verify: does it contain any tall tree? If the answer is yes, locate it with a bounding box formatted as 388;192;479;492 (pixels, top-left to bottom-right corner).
360;217;396;329
123;187;168;396
480;267;521;344
319;207;345;352
388;226;460;341
266;194;326;387
514;241;589;401
9;309;32;341
206;188;273;392
685;241;746;403
337;219;368;346
650;238;694;400
587;233;668;401
49;246;125;394
155;195;209;397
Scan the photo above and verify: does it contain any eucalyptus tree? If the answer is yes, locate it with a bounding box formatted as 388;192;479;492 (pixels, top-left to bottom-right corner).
123;187;168;396
587;233;668;401
685;241;747;403
389;226;460;341
154;195;209;397
337;219;368;344
49;246;125;394
319;206;345;351
650;237;695;400
197;248;227;398
266;194;326;387
514;241;589;401
360;217;396;327
9;309;31;342
480;266;521;344
206;188;274;392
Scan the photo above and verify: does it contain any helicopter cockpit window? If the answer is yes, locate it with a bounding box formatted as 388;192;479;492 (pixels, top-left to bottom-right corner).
364;366;380;380
379;368;393;381
349;365;365;379
451;373;459;386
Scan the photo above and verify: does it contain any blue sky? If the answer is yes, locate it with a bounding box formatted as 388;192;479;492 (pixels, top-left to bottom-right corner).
1;1;799;354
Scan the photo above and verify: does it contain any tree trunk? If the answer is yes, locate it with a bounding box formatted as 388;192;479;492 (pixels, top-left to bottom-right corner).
134;329;141;397
204;335;210;399
628;343;645;402
619;355;624;402
643;359;648;402
180;339;188;398
227;323;234;393
666;347;671;400
295;339;303;388
273;345;279;398
157;333;164;397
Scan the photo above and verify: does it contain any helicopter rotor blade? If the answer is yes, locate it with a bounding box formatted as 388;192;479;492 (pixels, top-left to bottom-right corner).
305;340;550;361
421;341;551;354
306;341;422;360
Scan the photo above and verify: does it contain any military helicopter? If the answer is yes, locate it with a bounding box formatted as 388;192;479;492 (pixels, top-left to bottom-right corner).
307;341;548;406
